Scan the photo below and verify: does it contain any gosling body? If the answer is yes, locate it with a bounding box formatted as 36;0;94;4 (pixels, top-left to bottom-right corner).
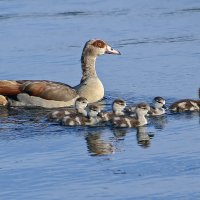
170;99;200;112
61;104;102;126
112;103;150;128
48;97;88;122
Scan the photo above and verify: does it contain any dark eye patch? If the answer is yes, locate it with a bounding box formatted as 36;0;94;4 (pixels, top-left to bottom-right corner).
92;40;106;48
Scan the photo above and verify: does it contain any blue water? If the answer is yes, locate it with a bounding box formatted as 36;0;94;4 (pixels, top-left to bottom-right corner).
0;0;200;199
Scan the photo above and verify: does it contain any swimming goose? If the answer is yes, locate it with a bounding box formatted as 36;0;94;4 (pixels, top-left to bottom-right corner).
169;99;200;112
100;99;126;122
149;96;167;116
112;103;150;128
0;39;120;108
61;104;102;126
47;97;88;122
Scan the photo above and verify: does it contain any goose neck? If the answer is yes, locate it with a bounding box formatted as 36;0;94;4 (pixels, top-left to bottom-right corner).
81;55;97;82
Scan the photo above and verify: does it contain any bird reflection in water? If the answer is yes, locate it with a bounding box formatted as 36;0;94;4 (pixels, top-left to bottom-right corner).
150;115;168;130
0;107;9;118
136;126;154;148
85;131;115;156
112;128;129;139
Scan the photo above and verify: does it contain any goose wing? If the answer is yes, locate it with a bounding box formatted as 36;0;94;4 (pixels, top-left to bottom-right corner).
0;80;78;101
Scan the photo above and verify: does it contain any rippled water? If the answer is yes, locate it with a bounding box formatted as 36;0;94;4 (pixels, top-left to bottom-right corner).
0;0;200;199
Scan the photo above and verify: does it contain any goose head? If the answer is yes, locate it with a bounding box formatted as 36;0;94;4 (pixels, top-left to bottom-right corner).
154;96;166;109
82;39;121;57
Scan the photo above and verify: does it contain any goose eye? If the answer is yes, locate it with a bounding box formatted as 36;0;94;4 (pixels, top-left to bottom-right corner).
92;40;105;48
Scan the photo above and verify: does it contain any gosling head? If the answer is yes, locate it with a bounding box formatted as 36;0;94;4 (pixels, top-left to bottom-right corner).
75;97;88;110
88;104;101;118
112;99;126;114
154;96;166;109
135;103;150;116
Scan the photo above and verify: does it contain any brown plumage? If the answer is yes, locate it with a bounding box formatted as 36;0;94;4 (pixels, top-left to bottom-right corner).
47;97;88;122
112;103;150;128
61;104;102;126
0;80;21;95
0;80;77;101
170;99;200;112
100;99;126;122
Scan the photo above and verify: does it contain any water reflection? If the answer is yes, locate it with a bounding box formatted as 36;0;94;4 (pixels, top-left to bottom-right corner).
85;131;115;156
136;126;152;148
85;126;154;155
0;107;9;118
112;128;128;139
149;115;168;130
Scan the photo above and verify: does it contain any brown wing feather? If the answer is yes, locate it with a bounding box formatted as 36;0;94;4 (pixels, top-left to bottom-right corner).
0;80;22;95
21;81;78;101
0;80;78;102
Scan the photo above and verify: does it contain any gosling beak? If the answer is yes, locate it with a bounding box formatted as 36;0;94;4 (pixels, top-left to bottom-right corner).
97;112;103;117
162;105;168;110
147;110;153;115
105;45;121;55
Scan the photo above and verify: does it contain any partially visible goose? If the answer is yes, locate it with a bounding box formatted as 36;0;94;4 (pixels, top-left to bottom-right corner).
0;95;8;106
100;99;126;122
47;97;88;122
61;104;102;126
112;103;150;128
169;99;200;112
149;96;167;116
0;39;120;108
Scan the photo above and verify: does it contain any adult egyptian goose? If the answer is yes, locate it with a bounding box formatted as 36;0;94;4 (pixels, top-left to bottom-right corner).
47;97;88;122
0;39;120;108
112;103;150;128
61;104;102;126
169;99;200;112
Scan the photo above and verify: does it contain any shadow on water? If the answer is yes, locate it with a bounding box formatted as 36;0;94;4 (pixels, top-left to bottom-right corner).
0;8;129;21
164;7;200;15
118;35;199;47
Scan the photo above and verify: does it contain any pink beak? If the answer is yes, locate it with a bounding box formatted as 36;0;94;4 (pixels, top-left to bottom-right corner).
105;45;121;55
